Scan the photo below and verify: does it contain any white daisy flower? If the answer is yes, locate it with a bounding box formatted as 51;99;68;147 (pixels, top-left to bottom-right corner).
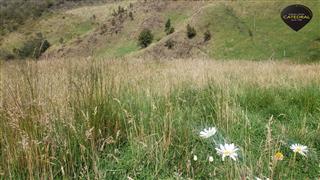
208;156;214;162
199;127;217;138
215;143;239;161
193;155;198;161
290;144;308;156
255;177;269;180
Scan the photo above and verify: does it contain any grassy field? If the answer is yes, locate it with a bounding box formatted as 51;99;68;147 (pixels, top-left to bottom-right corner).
1;58;319;179
0;1;319;179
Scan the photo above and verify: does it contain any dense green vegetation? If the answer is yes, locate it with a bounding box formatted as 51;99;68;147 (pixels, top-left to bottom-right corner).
138;29;154;48
13;33;50;59
186;24;197;39
1;59;319;179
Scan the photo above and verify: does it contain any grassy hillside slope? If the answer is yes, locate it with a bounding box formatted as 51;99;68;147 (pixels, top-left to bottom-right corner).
0;1;319;61
199;1;320;61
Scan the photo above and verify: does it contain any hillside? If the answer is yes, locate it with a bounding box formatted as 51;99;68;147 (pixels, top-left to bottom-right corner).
0;1;319;61
1;1;320;179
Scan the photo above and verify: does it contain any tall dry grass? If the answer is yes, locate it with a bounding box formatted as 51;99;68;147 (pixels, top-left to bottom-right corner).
0;58;320;178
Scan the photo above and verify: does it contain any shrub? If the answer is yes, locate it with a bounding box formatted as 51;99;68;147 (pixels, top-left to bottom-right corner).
59;37;64;44
112;9;117;16
165;19;171;32
0;49;15;60
117;6;125;14
165;18;175;35
138;29;153;48
186;24;196;39
129;12;134;20
15;33;50;59
204;30;211;42
168;27;174;35
165;39;175;49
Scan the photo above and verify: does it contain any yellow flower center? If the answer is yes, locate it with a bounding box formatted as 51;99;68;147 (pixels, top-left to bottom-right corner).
275;152;284;160
296;147;302;153
223;150;232;156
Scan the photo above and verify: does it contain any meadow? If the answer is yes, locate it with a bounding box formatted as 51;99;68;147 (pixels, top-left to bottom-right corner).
1;58;319;179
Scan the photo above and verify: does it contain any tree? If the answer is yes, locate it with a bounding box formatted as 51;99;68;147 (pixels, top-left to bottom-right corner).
138;29;153;48
165;19;171;33
165;18;174;35
203;30;211;42
14;33;50;59
186;24;196;39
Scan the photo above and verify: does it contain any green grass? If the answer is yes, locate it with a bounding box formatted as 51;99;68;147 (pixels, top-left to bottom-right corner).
96;40;139;58
40;13;96;45
113;41;140;58
197;1;320;61
165;11;189;27
1;59;319;179
76;83;320;179
73;20;95;35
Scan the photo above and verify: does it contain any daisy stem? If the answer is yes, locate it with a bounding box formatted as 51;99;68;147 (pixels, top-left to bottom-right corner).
290;153;296;179
212;139;217;146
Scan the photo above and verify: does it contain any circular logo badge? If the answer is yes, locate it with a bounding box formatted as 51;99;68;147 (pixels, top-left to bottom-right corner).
281;4;313;31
